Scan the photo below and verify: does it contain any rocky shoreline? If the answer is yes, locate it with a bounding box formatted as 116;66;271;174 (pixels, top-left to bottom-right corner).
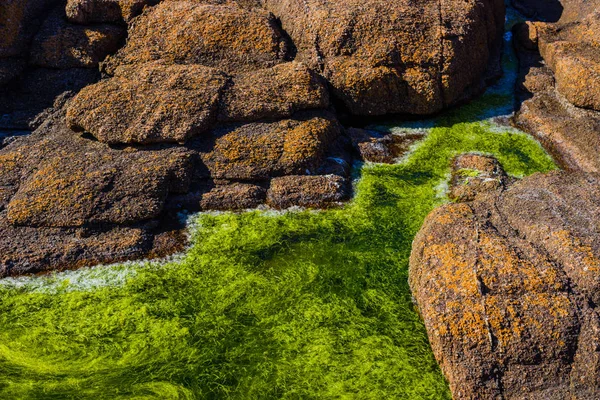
2;0;600;398
0;0;504;275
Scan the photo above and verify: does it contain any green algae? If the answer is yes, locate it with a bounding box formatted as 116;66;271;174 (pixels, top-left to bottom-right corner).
0;8;557;398
0;116;556;399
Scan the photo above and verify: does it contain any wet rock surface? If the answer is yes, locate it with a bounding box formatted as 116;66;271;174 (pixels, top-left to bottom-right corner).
410;160;600;399
0;0;505;273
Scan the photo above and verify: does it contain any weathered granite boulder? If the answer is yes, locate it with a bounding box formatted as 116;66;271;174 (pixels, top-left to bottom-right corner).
514;2;600;172
410;162;600;399
66;0;159;24
67;62;230;144
66;61;329;144
29;9;125;69
102;1;293;75
262;0;505;116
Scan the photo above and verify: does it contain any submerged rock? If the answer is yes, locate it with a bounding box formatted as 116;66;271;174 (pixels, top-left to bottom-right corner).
410;160;600;399
267;175;349;209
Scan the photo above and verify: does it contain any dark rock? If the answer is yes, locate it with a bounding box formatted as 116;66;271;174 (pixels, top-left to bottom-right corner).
29;8;125;69
0;68;99;130
410;170;600;399
0;59;26;87
267;175;350;209
66;0;159;24
511;0;563;22
347;128;424;163
0;0;60;58
5;111;194;228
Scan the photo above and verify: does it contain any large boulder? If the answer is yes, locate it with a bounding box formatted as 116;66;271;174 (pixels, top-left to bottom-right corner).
102;1;293;75
410;163;600;399
66;61;329;144
67;62;230;144
261;0;505;116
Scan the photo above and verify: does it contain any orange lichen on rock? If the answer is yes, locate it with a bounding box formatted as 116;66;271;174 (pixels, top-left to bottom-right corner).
410;166;600;399
102;1;291;75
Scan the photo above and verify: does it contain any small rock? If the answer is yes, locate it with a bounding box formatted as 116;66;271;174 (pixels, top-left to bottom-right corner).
267;175;350;209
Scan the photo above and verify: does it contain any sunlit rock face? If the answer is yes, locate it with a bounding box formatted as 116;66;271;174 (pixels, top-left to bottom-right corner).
410;158;600;399
262;0;505;116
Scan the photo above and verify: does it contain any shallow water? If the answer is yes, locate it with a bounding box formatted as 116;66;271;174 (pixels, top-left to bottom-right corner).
0;7;556;400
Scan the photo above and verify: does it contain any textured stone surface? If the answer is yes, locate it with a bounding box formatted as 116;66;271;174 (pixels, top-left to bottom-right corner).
267;175;349;209
197;112;342;180
0;0;59;58
66;0;158;24
262;0;505;116
219;62;330;123
67;62;229;144
410;168;600;399
514;2;600;172
102;1;292;75
29;9;125;69
0;107;193;275
67;61;330;144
